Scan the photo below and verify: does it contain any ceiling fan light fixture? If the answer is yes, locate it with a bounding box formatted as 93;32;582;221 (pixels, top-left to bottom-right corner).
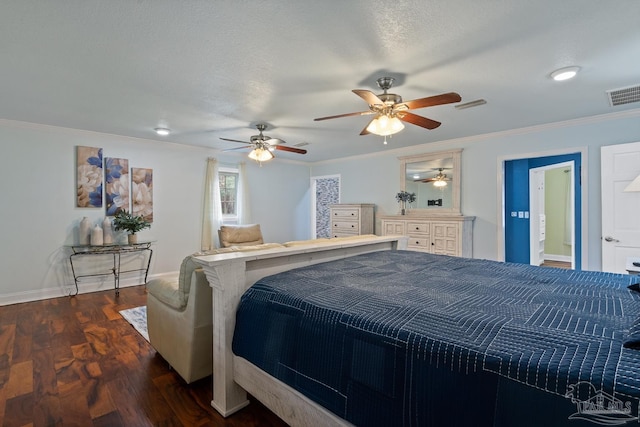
433;179;447;188
366;115;405;136
248;147;274;163
550;66;580;81
154;127;171;136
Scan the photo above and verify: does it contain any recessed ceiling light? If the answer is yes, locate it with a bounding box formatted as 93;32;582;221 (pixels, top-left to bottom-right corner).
154;127;171;136
550;66;580;81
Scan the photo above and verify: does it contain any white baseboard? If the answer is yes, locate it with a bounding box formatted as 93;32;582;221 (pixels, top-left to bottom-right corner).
0;271;179;306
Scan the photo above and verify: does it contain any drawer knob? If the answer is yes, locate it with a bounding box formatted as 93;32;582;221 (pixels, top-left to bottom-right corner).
415;227;419;230
416;241;420;244
351;213;355;216
351;225;354;228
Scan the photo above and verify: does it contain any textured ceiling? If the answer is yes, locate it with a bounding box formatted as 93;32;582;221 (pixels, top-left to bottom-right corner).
1;1;640;162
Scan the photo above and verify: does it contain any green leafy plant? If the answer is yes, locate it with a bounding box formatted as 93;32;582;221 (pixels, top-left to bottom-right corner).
112;210;151;234
395;191;416;204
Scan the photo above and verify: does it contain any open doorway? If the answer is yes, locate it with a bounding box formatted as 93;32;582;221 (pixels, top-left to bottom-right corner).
529;161;575;269
310;175;340;238
502;151;583;270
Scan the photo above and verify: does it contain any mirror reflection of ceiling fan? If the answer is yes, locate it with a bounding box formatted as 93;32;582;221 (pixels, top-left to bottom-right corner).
314;77;461;138
220;124;307;163
415;168;451;187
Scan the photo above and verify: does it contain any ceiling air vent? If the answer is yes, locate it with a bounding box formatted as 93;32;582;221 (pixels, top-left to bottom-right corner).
606;84;640;107
294;142;309;148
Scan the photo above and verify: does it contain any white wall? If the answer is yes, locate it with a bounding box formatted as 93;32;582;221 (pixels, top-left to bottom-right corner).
311;110;640;270
3;110;640;304
0;120;310;304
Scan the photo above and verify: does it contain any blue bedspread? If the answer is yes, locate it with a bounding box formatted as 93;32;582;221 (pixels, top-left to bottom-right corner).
232;251;640;426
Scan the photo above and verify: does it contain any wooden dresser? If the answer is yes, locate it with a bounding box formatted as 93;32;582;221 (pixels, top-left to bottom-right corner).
329;204;375;238
380;215;474;257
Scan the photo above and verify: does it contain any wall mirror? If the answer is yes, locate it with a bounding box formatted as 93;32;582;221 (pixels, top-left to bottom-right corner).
399;149;462;215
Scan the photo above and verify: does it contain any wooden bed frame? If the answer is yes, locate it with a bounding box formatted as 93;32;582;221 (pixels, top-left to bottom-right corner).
193;235;407;426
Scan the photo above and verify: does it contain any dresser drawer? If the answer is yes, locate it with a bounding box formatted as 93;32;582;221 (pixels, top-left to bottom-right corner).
332;209;359;219
332;231;358;238
407;237;430;249
332;221;360;232
407;222;430;234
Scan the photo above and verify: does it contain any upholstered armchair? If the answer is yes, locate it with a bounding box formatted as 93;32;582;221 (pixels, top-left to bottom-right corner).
146;256;212;383
218;224;264;248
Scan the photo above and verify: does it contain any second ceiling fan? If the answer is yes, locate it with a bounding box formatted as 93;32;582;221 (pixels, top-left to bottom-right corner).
314;77;461;136
220;124;307;163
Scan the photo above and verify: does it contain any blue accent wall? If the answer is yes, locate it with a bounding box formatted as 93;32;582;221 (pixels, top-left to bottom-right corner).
504;153;582;269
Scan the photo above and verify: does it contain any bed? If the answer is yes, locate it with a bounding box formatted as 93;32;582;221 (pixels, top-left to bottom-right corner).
193;236;640;426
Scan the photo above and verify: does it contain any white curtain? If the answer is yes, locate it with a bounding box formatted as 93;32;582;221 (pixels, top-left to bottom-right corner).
201;158;223;250
237;161;251;224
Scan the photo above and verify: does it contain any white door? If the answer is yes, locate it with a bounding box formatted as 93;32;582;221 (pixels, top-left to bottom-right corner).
529;168;546;266
601;142;640;273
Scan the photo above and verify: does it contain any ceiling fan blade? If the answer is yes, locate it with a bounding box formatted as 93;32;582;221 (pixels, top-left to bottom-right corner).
399;111;441;130
265;138;286;145
223;146;250;152
400;92;462;110
220;137;251;144
314;111;374;121
352;89;384;106
273;145;307;154
359;119;373;135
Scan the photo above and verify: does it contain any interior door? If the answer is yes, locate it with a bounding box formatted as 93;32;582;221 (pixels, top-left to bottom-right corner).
601;142;640;273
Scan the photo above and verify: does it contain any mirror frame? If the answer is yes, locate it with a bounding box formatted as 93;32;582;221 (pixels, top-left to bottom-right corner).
399;149;462;216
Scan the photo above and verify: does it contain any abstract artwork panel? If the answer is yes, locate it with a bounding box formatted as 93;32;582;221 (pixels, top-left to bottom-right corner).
131;167;153;223
104;157;130;216
76;146;103;207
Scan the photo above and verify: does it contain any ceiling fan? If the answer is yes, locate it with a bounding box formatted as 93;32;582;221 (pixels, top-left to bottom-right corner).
220;124;307;162
415;168;451;187
314;77;461;136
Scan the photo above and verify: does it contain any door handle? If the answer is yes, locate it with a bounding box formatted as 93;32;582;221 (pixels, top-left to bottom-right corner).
604;236;620;242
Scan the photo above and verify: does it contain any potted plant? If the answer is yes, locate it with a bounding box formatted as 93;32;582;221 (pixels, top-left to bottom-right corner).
395;191;416;215
112;209;151;244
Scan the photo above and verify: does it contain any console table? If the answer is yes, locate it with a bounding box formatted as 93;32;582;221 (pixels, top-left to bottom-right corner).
67;241;154;296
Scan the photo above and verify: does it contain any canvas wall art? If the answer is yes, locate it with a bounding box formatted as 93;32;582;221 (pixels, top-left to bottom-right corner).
131;167;153;223
76;146;103;208
104;157;130;215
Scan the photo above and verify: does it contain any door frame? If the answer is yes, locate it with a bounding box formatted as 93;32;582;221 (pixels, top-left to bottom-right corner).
529;161;575;268
497;147;589;269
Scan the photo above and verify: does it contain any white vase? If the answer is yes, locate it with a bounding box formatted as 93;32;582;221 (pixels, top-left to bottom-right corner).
79;217;91;245
102;217;113;244
91;224;103;245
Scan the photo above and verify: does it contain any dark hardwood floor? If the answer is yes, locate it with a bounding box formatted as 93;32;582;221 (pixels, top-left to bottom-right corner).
541;260;571;269
0;285;288;427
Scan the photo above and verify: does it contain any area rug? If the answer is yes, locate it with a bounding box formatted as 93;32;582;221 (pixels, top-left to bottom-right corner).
119;305;149;342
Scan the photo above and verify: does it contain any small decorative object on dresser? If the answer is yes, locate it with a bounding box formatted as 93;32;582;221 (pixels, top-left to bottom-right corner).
395;191;416;215
329;204;374;238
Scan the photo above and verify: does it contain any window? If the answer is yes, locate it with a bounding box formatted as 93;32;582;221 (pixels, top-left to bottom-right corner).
219;169;238;219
